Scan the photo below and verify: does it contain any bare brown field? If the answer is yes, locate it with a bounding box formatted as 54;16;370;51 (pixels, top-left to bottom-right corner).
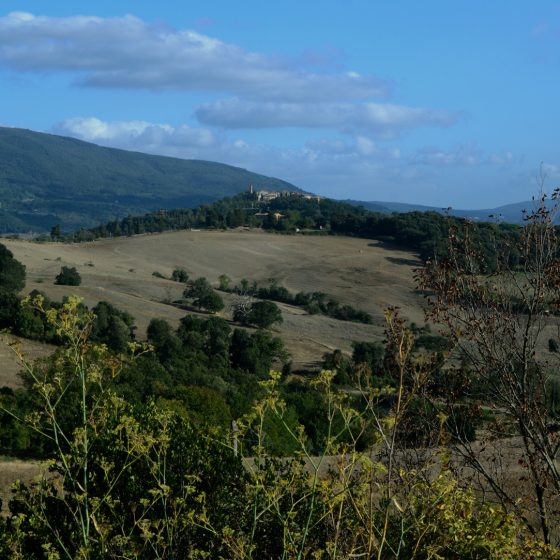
3;230;425;374
0;457;45;514
0;334;54;389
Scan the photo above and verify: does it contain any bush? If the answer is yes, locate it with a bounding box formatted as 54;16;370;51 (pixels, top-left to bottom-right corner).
0;243;25;293
246;301;283;329
54;266;81;286
184;277;224;313
171;268;189;283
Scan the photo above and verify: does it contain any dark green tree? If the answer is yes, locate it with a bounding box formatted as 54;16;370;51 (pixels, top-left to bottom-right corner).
352;341;385;373
195;290;224;313
247;301;283;329
184;277;224;313
171;268;189;283
0;243;25;294
54;266;81;286
91;301;135;352
50;224;61;240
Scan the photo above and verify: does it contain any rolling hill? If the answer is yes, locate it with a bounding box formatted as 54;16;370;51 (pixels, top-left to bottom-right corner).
0;127;300;232
349;199;549;224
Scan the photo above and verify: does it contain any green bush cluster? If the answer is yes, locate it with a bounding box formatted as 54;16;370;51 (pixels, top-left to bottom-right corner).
54;265;81;286
183;276;224;313
230;278;373;324
0;300;556;559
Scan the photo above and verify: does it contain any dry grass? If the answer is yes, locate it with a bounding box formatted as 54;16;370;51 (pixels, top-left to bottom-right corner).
0;334;54;389
0;457;45;515
3;231;426;372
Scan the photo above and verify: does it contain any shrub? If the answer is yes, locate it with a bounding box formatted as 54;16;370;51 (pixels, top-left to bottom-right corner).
0;243;25;293
54;266;81;286
246;300;283;329
184;277;224;313
171;268;189;283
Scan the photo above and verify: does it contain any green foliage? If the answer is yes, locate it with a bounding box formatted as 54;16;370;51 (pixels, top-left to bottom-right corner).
10;291;59;342
54;265;81;286
218;273;231;291
414;333;452;351
232;278;373;324
0;298;558;558
0;290;20;328
90;301;136;352
245;300;283;329
386;474;558;560
171;267;189;283
0;243;25;294
184;277;224;312
197;289;224;313
352;340;385;373
0;126;299;232
322;349;353;384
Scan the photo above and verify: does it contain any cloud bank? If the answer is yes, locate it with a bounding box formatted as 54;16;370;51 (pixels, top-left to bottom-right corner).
0;11;386;102
53;117;514;203
0;11;458;138
196;99;457;136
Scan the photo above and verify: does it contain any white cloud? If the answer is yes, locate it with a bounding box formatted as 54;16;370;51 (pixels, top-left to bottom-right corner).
541;162;560;179
0;11;387;102
53;117;218;157
52;117;405;190
195;99;457;136
411;145;481;166
53;116;522;206
487;151;514;165
410;144;515;167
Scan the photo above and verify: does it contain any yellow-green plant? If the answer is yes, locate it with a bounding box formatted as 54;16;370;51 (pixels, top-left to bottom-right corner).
0;296;246;559
1;297;558;558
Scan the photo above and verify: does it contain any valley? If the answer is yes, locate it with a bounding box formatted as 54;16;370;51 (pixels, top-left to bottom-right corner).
2;230;425;377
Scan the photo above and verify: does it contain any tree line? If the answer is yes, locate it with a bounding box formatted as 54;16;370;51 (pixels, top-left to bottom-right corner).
55;191;523;270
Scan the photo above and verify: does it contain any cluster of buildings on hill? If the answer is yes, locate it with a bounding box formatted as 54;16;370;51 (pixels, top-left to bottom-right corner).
247;185;321;203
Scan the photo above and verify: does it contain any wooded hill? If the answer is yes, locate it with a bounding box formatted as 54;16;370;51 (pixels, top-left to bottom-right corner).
71;191;522;270
0;127;299;232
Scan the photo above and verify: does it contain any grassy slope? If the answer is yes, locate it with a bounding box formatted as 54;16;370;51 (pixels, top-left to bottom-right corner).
0;127;300;232
3;230;425;374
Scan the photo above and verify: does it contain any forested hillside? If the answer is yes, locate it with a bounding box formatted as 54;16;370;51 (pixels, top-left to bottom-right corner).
0;127;299;232
73;191;522;269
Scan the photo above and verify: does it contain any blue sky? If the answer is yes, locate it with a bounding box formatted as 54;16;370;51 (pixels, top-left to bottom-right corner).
1;1;560;207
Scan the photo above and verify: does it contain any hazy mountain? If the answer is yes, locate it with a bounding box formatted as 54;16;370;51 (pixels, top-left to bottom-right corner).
347;199;551;224
0;127;300;232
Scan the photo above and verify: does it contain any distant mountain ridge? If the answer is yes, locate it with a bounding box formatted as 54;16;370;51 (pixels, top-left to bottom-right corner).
0;125;548;233
0;127;300;232
346;199;553;224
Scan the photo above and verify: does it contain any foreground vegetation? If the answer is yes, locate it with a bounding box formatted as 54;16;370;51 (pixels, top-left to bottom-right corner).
1;298;556;559
1;193;560;556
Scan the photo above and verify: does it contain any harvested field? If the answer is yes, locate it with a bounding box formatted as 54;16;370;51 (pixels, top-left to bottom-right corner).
3;231;425;372
0;457;44;515
0;334;54;389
